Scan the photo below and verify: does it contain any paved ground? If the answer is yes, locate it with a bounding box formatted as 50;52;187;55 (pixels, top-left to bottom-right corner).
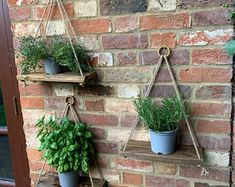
0;135;14;180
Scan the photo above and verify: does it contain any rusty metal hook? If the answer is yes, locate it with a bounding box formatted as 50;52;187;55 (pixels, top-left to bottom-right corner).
65;96;75;105
158;46;171;57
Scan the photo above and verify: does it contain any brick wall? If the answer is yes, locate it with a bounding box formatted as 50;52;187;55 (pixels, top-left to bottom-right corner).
8;0;234;186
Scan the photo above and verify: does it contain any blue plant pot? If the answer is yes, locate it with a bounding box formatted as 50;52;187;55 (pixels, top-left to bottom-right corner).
58;171;79;187
149;127;178;155
44;58;62;75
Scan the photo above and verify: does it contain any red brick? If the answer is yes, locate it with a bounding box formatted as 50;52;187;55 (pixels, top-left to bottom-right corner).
26;148;42;161
85;99;104;112
195;86;231;100
151;32;176;48
19;83;51;96
75;85;114;96
32;3;74;20
115;51;137;66
140;13;191;30
197;120;230;134
79;113;118;126
120;115;136;127
90;127;106;139
112;158;153;172
145;176;190;187
179;67;232;83
180;165;230;183
191;102;231;118
115;15;138;33
179;29;233;46
139;49;189;65
72;18;111;34
9;7;30;21
20;97;44;109
123;172;143;185
192;48;232;65
102;34;148;49
29;161;51;171
94;142;118;154
193;9;230;26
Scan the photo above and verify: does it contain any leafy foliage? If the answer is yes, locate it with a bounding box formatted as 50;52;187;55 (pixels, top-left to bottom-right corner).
134;97;183;132
36;117;94;173
19;36;49;74
225;39;235;56
18;36;92;74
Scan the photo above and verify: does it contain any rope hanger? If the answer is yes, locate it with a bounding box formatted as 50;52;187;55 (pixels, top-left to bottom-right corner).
123;46;201;160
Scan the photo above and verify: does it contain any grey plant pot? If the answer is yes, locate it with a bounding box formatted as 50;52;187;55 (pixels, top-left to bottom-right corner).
149;127;178;155
58;171;79;187
44;58;62;74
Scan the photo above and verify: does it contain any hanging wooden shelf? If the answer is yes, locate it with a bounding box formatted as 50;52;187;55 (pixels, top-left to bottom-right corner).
17;72;96;85
37;173;107;187
120;140;203;165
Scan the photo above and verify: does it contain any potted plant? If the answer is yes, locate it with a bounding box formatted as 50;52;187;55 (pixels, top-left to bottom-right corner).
18;36;92;75
134;96;183;154
35;116;94;187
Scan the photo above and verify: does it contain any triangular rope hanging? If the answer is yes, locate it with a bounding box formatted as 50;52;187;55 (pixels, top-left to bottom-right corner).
34;0;91;77
122;46;201;160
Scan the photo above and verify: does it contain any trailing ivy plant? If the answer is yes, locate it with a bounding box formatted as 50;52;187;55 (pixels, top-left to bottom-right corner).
134;97;183;132
36;116;94;173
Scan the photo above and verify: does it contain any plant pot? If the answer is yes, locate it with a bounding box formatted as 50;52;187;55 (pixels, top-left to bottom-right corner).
44;58;62;74
58;171;79;187
149;127;178;155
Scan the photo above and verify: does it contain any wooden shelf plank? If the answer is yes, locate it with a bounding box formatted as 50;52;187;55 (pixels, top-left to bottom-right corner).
120;140;203;165
38;173;107;187
17;72;96;85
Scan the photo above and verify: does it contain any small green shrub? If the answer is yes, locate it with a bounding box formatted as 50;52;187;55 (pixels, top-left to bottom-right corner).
134;97;183;132
36;116;94;173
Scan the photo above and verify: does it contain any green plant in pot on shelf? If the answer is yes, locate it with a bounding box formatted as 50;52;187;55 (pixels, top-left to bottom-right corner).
18;35;92;75
134;96;183;155
36;116;94;187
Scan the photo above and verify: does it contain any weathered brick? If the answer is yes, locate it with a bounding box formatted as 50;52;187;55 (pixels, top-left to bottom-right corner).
204;151;230;167
145;176;190;187
85;99;104;112
72;18;111;34
115;15;138;33
179;29;233;46
91;169;121;183
12;22;38;37
195;86;232;100
192;48;232;65
102;34;148;49
52;83;73;96
179;0;232;8
78;35;100;51
154;162;177;175
94;142;118;154
74;0;97;17
104;67;152;83
116;84;140;98
90;127;106;139
151;32;176;48
115;51;137;66
26;148;42;161
100;0;147;16
32;3;73;20
140;13;191;30
148;0;177;12
139;49;189;65
197;120;230;134
45;20;65;36
20;97;44;109
180;165;230;183
9;7;30;20
75;85;115;96
194;183;228;187
121;115;137;127
19;83;51;96
193;9;230;26
79;113;118;126
112;158;153;172
146;85;191;99
105;99;135;113
123;172;143;185
191;102;231;118
29;161;51;171
179;67;232;83
91;53;113;67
